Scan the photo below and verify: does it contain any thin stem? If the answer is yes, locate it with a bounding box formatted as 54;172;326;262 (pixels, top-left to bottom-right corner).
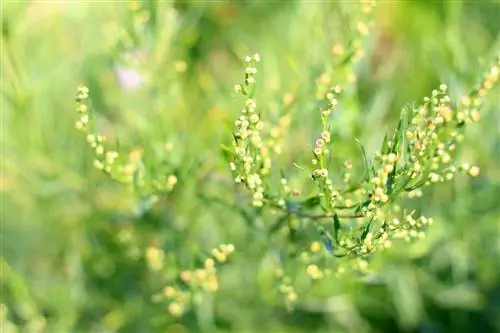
289;210;366;220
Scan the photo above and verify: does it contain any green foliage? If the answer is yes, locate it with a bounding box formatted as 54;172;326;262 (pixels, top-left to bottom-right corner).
2;0;500;332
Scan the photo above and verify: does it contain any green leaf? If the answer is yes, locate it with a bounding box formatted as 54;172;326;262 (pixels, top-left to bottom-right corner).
269;215;288;234
220;144;233;162
387;106;410;193
300;195;321;209
389;171;412;200
386;174;395;194
355;200;371;214
381;132;390;155
361;216;375;241
339;48;357;66
333;214;341;244
287;217;297;244
392;106;409;154
355;138;373;181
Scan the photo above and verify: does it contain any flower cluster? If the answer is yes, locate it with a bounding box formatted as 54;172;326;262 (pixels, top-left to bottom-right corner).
230;54;292;207
317;73;497;221
157;244;235;318
145;245;166;272
366;79;493;203
75;86;122;179
275;268;299;310
311;85;342;209
476;57;500;98
75;86;177;199
343;211;434;257
234;53;261;93
305;263;328;280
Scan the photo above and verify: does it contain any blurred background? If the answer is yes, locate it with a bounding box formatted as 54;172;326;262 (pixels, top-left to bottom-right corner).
2;1;500;332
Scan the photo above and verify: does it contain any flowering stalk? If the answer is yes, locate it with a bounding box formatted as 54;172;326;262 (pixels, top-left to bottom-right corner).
151;244;235;318
230;53;292;207
75;86;177;203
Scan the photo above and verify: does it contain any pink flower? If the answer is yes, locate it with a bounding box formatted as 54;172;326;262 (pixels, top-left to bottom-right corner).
115;66;142;91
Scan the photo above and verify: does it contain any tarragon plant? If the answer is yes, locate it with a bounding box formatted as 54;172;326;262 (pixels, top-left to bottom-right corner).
224;5;499;309
73;0;500;316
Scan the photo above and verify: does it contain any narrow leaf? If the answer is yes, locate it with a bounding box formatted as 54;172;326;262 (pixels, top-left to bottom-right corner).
300;195;321;209
355;138;373;180
220;144;233;162
333;214;341;244
269;215;288;234
381;132;390;155
361;216;375;241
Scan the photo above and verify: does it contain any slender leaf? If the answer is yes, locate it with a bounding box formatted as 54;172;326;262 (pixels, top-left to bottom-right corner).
300;195;321;209
269;215;289;234
355;138;373;181
333;214;341;244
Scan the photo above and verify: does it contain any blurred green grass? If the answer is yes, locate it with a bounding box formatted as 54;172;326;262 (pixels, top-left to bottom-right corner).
2;1;500;332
